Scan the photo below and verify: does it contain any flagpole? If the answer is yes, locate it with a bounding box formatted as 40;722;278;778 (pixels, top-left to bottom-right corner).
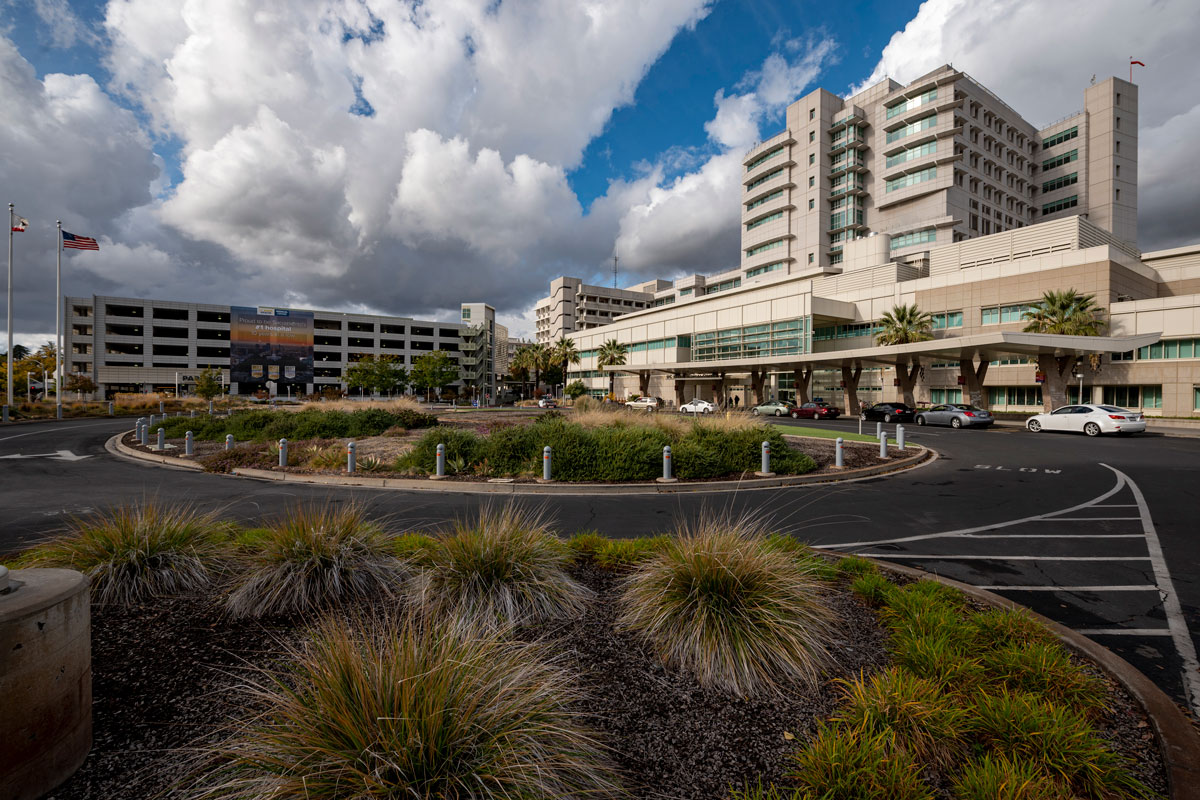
56;220;62;413
7;203;14;412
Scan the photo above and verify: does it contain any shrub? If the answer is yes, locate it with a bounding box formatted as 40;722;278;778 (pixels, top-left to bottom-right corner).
158;407;437;444
194;616;622;799
951;754;1074;800
410;505;592;630
889;630;986;696
197;445;277;473
566;531;608;559
593;536;670;568
832;667;968;767
849;572;894;605
225;503;403;618
835;555;878;577
617;517;836;697
980;642;1105;715
966;608;1054;650
19;501;227;605
968;691;1145;798
789;726;935;800
401;426;481;473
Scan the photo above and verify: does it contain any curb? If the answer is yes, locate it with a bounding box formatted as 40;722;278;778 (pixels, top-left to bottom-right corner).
839;554;1200;799
106;432;935;494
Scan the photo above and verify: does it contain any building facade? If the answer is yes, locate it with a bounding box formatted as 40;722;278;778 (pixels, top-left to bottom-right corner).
534;276;670;344
458;302;509;403
63;294;465;398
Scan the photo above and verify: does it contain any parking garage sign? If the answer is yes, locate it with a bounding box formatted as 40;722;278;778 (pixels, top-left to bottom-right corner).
229;306;314;387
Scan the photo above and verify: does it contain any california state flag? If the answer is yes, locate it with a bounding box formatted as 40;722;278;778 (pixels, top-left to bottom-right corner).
11;217;28;232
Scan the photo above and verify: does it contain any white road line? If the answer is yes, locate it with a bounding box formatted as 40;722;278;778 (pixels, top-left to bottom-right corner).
819;472;1127;548
0;420;124;445
1033;516;1142;521
951;534;1142;539
1102;462;1200;715
1094;504;1138;508
977;585;1159;592
1077;628;1173;637
856;554;1150;561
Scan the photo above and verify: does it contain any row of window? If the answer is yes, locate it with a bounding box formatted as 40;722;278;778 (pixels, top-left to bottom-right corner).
1135;338;1200;360
1041;148;1078;171
885;140;937;169
931;311;963;329
988;386;1044;407
1042;172;1078;193
693;319;809;362
705;278;742;295
1042;195;1079;214
930;388;964;404
890;228;937;249
746;239;784;256
981;303;1037;325
829;209;864;229
885;88;938;120
1042;126;1078;149
746;211;783;230
885;165;937;193
1106;385;1163;409
746;262;784;278
885;113;937;144
746;189;783;210
746;167;784;190
651;295;676;308
812;322;881;341
745;146;785;172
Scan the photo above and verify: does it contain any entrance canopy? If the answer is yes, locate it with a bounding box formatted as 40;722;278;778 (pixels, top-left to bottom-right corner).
606;331;1162;376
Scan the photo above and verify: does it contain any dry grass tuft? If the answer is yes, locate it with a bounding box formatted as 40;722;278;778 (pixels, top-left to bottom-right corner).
300;396;425;414
225;502;403;618
410;504;592;631
19;500;228;605
616;514;836;697
193;615;624;799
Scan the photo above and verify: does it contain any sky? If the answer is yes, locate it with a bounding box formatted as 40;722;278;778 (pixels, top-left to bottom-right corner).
1;0;1198;348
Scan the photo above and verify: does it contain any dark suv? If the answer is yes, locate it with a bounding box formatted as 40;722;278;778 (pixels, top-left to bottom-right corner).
860;402;915;422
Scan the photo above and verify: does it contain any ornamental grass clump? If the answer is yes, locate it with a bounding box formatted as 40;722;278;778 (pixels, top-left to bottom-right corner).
616;517;836;697
194;616;623;800
788;725;935;800
225;503;402;619
951;753;1074;800
410;505;592;630
20;500;227;605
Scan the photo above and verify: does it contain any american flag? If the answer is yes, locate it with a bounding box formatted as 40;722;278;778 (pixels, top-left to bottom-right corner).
62;231;99;251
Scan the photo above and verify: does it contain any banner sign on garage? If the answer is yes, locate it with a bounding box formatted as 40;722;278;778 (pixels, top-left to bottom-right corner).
229;306;314;386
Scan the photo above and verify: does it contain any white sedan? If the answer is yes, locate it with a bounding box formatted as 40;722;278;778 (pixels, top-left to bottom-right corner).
679;399;715;414
1025;404;1147;436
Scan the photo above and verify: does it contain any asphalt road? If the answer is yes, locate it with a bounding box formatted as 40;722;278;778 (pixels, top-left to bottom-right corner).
2;413;1199;712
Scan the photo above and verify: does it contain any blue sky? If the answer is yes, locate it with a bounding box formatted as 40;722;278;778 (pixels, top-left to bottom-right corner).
1;0;1198;344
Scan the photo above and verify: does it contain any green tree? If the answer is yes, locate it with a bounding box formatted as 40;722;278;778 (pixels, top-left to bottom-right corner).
564;380;588;400
527;342;552;395
596;339;627;400
410;351;459;401
64;373;98;400
346;354;409;396
193;367;224;400
1022;289;1106;412
553;336;580;387
508;347;533;398
875;304;933;407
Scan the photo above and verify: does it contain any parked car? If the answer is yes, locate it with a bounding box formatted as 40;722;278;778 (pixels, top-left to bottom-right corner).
679;398;715;414
1025;404;1146;436
915;403;994;429
625;396;663;411
751;401;795;417
537;397;557;408
859;402;915;423
791;401;841;420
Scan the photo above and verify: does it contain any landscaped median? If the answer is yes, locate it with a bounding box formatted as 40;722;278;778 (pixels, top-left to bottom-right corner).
112;406;932;492
12;501;1192;798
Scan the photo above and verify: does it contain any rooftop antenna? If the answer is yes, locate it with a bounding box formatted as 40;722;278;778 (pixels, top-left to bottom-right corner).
612;254;618;289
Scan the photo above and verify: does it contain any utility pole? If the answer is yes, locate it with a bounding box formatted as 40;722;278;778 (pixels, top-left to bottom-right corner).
612;255;618;289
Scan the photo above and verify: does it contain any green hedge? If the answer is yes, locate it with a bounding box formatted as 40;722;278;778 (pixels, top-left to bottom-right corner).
399;418;815;481
153;408;437;443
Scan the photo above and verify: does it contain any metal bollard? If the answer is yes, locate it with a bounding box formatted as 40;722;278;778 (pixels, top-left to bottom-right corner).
278;438;288;467
436;443;446;477
761;441;771;473
2;405;8;423
156;428;165;450
190;409;195;418
835;437;844;468
56;405;62;419
897;424;905;450
879;431;888;459
347;440;356;473
159;400;165;413
875;421;882;438
108;402;114;416
663;445;673;480
225;434;234;451
139;419;149;445
185;431;194;456
543;445;552;481
208;400;214;415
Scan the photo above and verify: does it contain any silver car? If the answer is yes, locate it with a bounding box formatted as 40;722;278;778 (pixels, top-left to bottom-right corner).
915;403;994;429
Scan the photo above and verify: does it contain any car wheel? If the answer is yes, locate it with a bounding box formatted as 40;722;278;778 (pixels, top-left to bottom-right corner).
775;409;783;416
916;415;927;426
752;408;759;415
1084;422;1101;437
1027;419;1042;432
791;411;799;419
950;417;962;429
884;413;893;423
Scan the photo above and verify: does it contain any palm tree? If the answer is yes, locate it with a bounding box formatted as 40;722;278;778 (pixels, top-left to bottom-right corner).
553;337;580;398
509;346;533;398
596;339;627;399
1022;289;1105;412
527;342;552;396
875;303;934;407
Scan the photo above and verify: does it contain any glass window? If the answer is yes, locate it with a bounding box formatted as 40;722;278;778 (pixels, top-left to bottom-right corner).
746;146;784;171
885;113;937;144
809;154;815;165
746;211;783;231
1041;149;1079;171
885;166;937;193
1042;126;1079;148
1042;195;1079;214
746;168;783;190
981;307;1000;325
808;199;815;210
1194;387;1200;410
885;141;937;169
890;228;937;249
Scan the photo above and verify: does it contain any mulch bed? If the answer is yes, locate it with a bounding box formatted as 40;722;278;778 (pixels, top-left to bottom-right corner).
46;566;1168;799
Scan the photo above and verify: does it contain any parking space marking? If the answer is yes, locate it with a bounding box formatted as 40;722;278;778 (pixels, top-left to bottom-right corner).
855;554;1151;561
956;534;1142;539
978;585;1159;592
1076;628;1173;637
1034;516;1141;522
